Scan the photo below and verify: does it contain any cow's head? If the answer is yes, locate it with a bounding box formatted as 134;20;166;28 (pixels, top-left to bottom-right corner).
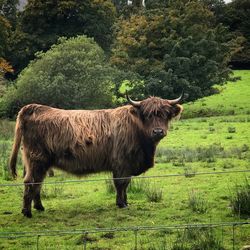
127;93;183;142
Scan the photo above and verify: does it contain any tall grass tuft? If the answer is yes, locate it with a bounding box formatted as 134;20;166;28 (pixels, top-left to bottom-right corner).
105;179;115;194
146;184;163;203
0;120;14;140
105;178;148;194
0;142;11;180
230;178;250;216
172;228;224;250
156;143;248;163
184;166;196;178
127;179;148;194
41;184;65;199
188;190;208;213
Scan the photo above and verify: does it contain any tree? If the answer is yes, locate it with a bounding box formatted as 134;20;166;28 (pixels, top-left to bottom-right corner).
111;0;243;100
0;13;13;76
219;0;250;68
0;0;18;28
0;14;10;60
1;36;118;117
6;0;116;77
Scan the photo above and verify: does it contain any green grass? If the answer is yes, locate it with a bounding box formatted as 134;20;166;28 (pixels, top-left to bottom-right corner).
0;70;249;249
183;70;250;118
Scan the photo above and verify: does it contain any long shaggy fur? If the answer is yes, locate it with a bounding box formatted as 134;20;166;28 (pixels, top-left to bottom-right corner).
9;98;182;217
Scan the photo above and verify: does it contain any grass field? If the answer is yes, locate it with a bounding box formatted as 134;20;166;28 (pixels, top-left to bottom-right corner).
0;70;249;249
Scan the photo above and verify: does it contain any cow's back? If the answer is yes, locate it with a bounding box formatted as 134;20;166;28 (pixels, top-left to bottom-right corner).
20;104;114;175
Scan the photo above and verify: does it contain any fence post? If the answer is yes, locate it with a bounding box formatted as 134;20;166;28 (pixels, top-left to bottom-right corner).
221;225;224;246
83;232;87;250
134;229;138;250
232;224;235;250
36;235;40;250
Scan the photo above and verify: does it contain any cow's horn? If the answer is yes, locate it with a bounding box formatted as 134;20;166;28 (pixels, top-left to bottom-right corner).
126;91;141;107
167;92;184;105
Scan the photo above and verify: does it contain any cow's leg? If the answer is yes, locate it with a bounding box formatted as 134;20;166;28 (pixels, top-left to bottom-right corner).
22;158;48;218
33;175;46;212
113;176;131;208
22;179;33;218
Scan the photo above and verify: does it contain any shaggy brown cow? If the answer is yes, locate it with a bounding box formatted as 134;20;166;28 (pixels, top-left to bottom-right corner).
9;94;183;218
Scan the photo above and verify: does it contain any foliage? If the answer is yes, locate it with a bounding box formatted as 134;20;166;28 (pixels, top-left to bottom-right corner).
6;0;116;77
218;0;250;68
0;0;18;28
0;13;10;58
0;11;13;76
111;0;243;101
0;36;118;117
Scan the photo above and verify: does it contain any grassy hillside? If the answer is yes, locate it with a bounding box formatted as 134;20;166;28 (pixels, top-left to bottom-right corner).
183;70;250;118
0;71;249;249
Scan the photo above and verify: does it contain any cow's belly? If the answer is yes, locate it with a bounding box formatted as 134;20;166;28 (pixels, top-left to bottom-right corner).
53;155;111;176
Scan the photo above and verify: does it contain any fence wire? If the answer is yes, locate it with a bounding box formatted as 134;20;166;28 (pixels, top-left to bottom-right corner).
0;169;249;187
0;221;249;239
0;167;249;249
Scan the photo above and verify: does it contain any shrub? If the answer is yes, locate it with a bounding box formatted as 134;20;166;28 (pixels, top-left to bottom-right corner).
1;36;119;117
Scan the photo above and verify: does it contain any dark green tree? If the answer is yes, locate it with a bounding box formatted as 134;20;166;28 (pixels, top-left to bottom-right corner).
219;0;250;68
111;0;243;100
0;0;18;28
6;0;116;77
0;11;13;76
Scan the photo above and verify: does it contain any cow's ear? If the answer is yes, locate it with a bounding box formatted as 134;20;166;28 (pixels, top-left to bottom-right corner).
130;106;140;117
171;104;183;119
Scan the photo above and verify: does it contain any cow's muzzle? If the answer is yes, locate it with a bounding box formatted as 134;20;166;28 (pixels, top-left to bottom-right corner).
152;128;165;141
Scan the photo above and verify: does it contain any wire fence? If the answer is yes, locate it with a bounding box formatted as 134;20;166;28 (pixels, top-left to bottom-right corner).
0;221;249;249
0;169;249;187
0;169;249;249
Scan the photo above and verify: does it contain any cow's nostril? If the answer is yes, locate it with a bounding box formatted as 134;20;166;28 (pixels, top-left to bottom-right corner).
153;128;163;135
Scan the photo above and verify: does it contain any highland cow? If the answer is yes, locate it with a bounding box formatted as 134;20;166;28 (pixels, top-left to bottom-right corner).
9;94;183;217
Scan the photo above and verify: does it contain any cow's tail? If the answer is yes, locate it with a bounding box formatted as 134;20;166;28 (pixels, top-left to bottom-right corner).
9;116;23;179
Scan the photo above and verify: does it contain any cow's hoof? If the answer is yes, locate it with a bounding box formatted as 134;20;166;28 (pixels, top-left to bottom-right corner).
117;203;128;208
22;209;32;218
34;204;45;211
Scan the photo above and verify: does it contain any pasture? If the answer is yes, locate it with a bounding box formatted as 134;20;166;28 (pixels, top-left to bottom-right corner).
0;70;249;249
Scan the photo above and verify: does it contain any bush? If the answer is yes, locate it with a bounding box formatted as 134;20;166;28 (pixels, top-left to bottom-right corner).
1;36;119;117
